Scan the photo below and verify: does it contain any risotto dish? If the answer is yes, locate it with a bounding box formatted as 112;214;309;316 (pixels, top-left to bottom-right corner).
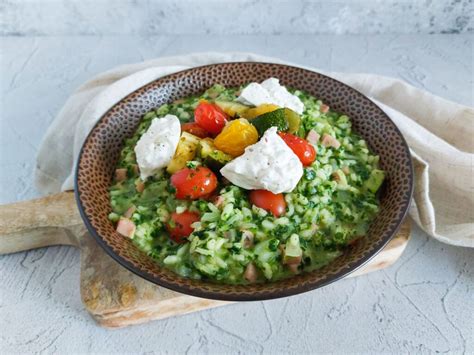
108;78;385;284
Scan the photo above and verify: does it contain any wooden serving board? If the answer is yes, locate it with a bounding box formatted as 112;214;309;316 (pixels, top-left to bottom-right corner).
0;192;410;328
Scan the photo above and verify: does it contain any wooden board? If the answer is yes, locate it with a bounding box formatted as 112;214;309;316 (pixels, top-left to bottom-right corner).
0;192;410;328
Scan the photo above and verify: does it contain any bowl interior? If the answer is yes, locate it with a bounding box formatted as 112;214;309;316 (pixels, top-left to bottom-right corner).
76;62;413;301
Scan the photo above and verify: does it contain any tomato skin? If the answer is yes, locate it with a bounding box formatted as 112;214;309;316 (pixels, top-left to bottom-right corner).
181;122;210;138
249;190;286;217
170;167;218;200
194;102;228;135
166;211;200;243
279;132;316;166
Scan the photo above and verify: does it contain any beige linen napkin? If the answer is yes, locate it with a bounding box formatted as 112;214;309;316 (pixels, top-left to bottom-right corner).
35;52;474;247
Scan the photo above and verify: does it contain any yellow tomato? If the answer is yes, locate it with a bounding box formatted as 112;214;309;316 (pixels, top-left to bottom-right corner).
214;119;258;157
242;104;280;119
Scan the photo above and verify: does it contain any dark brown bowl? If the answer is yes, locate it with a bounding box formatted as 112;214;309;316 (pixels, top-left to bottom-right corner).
75;62;413;301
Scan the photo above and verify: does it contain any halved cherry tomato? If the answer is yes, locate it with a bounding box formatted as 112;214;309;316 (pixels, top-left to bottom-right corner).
181;122;210;138
166;211;200;243
278;132;316;166
194;102;228;135
170;166;218;200
249;190;286;217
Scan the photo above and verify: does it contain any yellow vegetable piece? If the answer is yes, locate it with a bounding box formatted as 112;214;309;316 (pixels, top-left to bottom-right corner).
284;108;301;134
242;104;280;119
166;132;201;174
214;101;250;117
214;118;258;157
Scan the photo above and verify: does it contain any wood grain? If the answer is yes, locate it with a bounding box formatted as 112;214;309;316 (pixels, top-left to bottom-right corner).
0;192;84;253
0;191;410;328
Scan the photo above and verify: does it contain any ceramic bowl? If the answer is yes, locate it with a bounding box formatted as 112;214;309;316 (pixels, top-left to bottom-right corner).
76;62;413;301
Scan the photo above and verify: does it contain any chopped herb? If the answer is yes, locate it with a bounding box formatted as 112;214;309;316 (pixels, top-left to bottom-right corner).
304;169;316;180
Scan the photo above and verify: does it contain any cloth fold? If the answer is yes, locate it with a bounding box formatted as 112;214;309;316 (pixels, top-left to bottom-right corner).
35;52;473;247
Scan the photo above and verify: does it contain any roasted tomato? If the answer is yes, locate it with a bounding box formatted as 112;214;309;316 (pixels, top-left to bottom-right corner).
170;166;218;200
249;190;286;217
166;211;200;243
181;122;210;138
278;132;316;166
214;118;258;157
194;101;228;135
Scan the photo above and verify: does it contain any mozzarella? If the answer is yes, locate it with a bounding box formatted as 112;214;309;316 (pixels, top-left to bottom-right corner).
237;77;304;114
220;127;303;193
134;114;181;180
236;83;272;107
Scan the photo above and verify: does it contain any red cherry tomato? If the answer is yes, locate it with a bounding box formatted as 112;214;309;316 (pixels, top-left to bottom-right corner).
166;211;200;243
170;167;218;200
194;102;228;135
249;190;286;217
278;132;316;166
181;122;210;138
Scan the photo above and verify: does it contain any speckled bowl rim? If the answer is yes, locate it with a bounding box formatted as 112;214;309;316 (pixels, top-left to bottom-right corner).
75;62;414;301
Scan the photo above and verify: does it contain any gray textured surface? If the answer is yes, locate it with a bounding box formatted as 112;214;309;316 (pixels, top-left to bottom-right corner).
1;0;473;36
0;34;473;353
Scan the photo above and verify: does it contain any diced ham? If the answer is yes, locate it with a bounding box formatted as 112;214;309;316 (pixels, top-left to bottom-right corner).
135;180;145;193
306;129;320;145
284;252;302;274
115;168;127;182
244;262;258;283
288;264;299;274
213;195;225;208
242;230;254;249
116;218;136;238
321;134;341;149
123;205;136;218
342;166;350;175
284;254;302;266
320;104;330;113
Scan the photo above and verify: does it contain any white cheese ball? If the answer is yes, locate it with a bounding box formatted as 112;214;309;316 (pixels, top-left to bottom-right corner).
220;127;303;193
237;77;304;114
134;114;181;180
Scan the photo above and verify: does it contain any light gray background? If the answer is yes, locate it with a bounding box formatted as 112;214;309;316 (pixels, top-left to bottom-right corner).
1;0;473;35
1;1;473;354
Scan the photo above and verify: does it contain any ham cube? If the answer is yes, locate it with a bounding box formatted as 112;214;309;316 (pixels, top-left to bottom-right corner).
321;134;341;149
288;264;299;273
213;195;225;208
116;217;136;238
242;230;254;249
135;180;145;193
123;205;136;218
244;262;258;283
306;129;320;145
115;168;127;182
